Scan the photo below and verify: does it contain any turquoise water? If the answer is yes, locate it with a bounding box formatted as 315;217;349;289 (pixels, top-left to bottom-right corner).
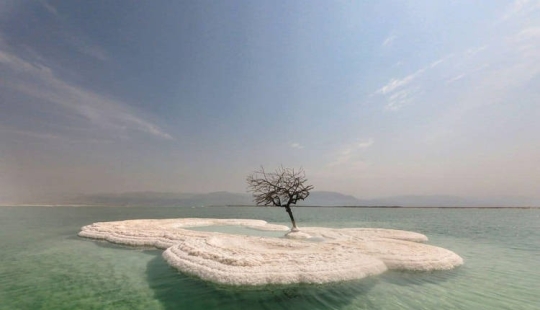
1;206;539;309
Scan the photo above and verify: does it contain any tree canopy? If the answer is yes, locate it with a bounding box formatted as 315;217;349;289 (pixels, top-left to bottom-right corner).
246;166;313;230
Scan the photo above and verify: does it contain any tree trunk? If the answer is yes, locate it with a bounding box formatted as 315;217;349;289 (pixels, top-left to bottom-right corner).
284;205;298;231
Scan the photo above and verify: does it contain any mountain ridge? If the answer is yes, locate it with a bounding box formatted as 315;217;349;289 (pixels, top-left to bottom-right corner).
15;191;537;207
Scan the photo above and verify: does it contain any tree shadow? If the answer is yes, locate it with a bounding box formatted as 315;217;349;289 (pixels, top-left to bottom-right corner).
145;252;379;310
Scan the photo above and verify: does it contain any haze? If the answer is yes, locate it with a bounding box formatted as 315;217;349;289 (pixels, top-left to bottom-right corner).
1;1;539;204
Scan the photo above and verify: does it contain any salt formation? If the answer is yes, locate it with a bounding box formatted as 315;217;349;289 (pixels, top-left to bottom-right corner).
79;218;463;286
79;218;290;249
163;234;388;285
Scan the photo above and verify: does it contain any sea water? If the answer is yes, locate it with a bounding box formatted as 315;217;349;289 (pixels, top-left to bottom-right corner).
0;206;539;309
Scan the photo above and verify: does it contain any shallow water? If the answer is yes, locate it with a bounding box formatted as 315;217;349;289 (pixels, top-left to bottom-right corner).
0;206;539;309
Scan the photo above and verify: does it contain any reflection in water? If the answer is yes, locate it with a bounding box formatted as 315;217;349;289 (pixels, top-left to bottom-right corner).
146;252;378;310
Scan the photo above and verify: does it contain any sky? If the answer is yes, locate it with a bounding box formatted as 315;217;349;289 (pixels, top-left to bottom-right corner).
1;0;539;203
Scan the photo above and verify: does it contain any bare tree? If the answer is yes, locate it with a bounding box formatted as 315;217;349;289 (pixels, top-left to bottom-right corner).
246;166;314;231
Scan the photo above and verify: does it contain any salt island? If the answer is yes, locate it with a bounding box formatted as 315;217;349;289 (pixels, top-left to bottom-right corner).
79;167;462;285
78;218;463;286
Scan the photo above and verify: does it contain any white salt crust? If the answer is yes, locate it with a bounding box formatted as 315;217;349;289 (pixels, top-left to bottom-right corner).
79;218;463;286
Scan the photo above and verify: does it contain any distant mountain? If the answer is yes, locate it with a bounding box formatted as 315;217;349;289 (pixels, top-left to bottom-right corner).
366;195;480;207
7;190;539;207
297;193;479;207
365;195;540;207
298;191;364;206
69;191;456;207
69;191;366;207
73;191;252;207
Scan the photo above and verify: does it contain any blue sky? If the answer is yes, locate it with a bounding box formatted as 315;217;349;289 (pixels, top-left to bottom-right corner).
1;0;539;202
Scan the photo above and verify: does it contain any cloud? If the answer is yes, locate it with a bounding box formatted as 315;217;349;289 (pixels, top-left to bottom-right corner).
356;139;374;148
502;0;540;20
290;142;304;149
417;16;540;136
376;68;424;95
429;60;444;69
517;26;540;39
375;54;454;111
329;139;373;167
384;88;419;111
446;74;466;84
466;45;488;57
67;35;109;61
425;20;540;144
382;35;396;47
39;0;58;15
472;29;540;104
377;76;412;95
514;27;540;58
377;54;452;95
0;47;172;141
376;68;426;111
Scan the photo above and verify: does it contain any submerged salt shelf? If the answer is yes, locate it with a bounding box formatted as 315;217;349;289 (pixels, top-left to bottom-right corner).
79;218;463;286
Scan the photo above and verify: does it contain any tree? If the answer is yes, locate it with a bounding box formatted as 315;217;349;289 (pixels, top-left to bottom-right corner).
246;166;314;231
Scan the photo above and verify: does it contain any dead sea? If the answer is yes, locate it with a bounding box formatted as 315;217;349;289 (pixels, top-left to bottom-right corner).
0;206;538;309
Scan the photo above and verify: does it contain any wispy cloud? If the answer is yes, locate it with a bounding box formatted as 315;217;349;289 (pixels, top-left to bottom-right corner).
39;0;58;16
376;68;425;111
517;26;540;40
377;36;531;133
385;88;420;111
515;27;540;58
375;54;454;111
376;68;424;95
0;47;172;140
329;139;373;167
382;35;396;47
429;60;444;69
467;27;540;106
67;35;109;61
466;45;488;57
502;0;540;21
356;139;374;148
426;21;540;142
446;74;466;84
290;142;304;149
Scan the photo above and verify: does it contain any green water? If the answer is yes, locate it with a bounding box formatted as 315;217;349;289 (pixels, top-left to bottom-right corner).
0;206;539;309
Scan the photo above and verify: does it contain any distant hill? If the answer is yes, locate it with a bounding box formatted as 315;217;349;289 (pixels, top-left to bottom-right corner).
71;191;367;207
7;191;539;207
297;191;364;206
302;193;487;207
364;195;540;207
72;191;252;207
366;195;479;207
